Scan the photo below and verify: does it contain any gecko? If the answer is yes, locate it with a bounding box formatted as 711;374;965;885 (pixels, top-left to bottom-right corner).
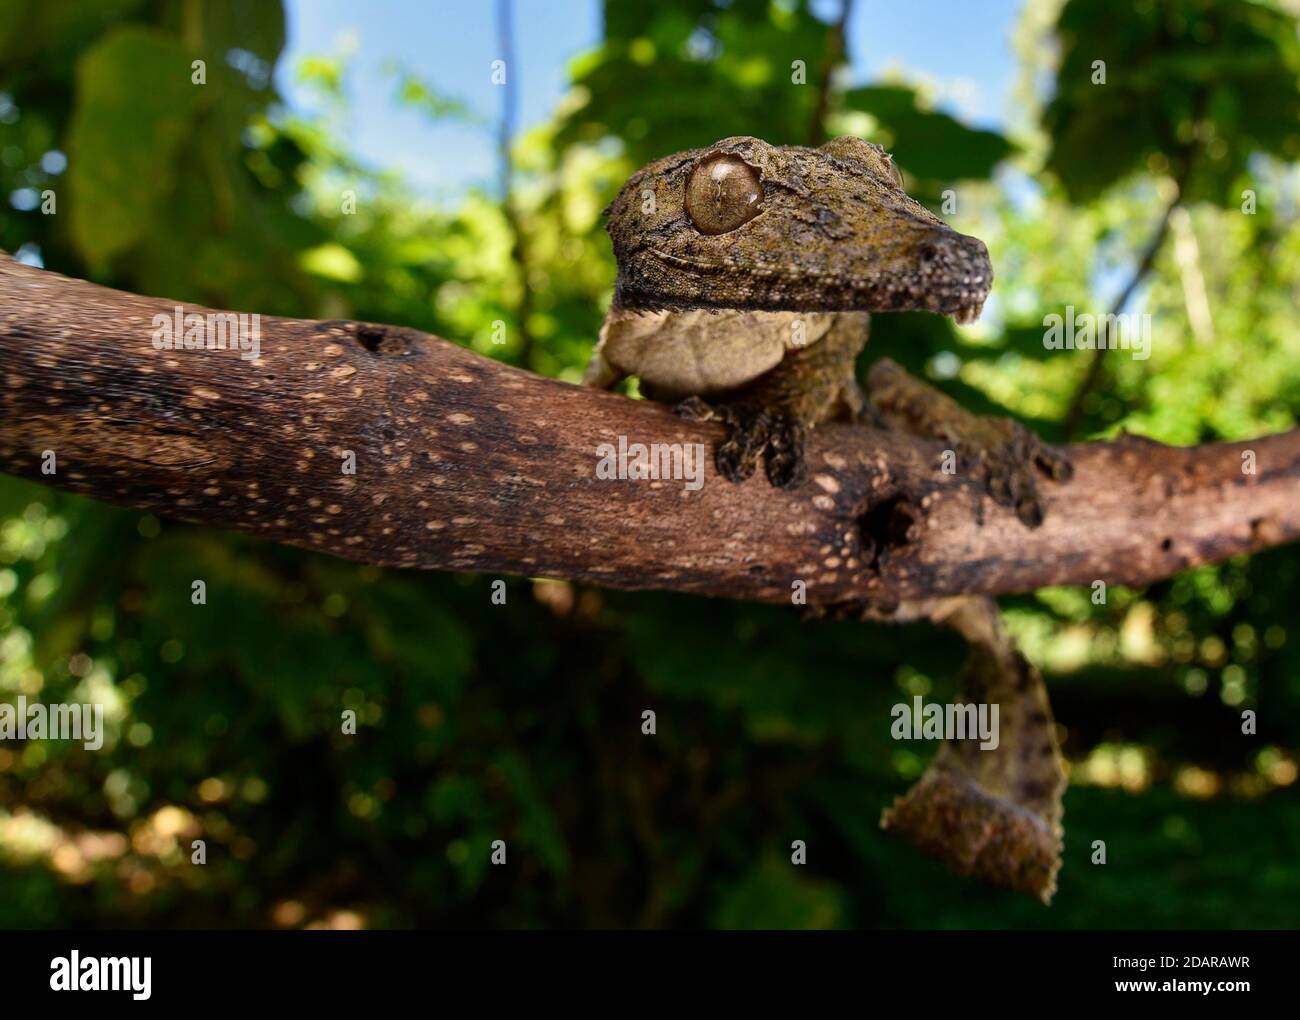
585;135;1071;901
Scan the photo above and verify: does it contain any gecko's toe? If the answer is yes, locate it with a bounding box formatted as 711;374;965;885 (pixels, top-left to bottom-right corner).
715;408;769;483
1034;441;1074;482
675;397;759;482
763;415;807;489
958;421;1070;530
678;397;811;489
985;451;1045;527
716;441;760;482
673;395;717;423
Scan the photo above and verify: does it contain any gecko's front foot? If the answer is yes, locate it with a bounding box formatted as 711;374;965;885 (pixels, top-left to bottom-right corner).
675;397;807;487
953;415;1073;527
671;315;865;490
867;358;1072;528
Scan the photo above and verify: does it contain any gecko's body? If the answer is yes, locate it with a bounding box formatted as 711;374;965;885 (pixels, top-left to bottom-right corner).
586;135;1071;901
586;135;1069;521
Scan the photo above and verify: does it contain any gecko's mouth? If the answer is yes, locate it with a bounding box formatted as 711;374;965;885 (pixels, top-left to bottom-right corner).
863;286;988;322
947;299;986;325
863;276;989;322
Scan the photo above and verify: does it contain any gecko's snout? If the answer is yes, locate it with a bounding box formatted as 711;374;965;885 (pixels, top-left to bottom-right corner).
916;230;990;278
914;229;993;324
918;231;987;267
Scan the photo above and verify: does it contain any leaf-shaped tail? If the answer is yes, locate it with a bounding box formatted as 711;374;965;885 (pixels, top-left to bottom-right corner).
880;596;1066;903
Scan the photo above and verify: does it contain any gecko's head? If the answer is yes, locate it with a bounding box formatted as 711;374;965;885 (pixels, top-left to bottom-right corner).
605;135;992;323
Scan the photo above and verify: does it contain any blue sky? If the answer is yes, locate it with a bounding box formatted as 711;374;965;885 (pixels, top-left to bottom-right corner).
278;0;1024;196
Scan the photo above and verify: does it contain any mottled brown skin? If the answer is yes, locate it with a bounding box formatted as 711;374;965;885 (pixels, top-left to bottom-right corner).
878;596;1066;903
606;135;992;315
595;135;1072;900
598;134;1070;509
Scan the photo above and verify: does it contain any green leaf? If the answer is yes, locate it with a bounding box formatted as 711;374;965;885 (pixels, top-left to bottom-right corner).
840;84;1015;183
1043;0;1300;203
68;26;201;262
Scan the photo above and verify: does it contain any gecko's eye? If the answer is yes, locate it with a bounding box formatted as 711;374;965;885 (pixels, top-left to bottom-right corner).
685;154;763;235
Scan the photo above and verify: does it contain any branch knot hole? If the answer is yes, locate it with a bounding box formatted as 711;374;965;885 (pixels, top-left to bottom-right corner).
858;494;923;573
354;325;411;357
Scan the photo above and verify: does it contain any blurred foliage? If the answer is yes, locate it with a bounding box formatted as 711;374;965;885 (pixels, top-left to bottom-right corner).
1044;0;1300;203
840;84;1015;198
0;0;1298;929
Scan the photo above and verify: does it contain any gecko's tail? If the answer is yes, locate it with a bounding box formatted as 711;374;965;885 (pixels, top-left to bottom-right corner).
881;596;1066;904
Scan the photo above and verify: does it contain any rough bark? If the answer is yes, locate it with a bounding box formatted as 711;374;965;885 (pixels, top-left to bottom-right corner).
1;253;1297;608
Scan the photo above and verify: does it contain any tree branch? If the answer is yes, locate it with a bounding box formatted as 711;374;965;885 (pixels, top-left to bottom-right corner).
1;253;1297;608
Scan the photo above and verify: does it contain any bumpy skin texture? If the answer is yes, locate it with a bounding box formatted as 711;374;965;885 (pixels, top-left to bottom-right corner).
879;596;1066;903
605;135;993;318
